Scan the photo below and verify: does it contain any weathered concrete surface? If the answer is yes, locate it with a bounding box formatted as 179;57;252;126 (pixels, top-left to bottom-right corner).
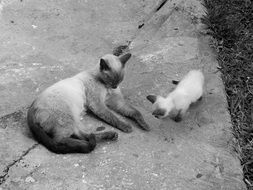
0;0;246;189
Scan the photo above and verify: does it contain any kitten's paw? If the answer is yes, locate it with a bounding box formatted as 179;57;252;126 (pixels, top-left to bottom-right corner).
174;116;182;122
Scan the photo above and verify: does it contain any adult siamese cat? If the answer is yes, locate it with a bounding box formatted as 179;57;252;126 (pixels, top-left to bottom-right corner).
146;70;204;122
27;53;150;154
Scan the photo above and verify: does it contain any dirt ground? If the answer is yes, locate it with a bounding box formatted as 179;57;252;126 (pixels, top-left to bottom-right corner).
0;0;246;189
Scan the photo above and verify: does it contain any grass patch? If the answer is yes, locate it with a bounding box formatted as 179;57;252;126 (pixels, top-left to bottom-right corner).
202;0;253;189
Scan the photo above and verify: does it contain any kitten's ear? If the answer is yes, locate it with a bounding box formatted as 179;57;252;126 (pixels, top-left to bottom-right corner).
100;59;110;71
119;53;131;67
146;95;157;104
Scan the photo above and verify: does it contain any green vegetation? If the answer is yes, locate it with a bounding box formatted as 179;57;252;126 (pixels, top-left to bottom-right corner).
202;0;253;189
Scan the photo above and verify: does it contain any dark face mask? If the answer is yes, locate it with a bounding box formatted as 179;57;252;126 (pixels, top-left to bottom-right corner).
152;108;166;118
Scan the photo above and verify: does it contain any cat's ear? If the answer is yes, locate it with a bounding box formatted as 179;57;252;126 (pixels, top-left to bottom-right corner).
146;95;157;104
119;53;131;67
100;59;110;71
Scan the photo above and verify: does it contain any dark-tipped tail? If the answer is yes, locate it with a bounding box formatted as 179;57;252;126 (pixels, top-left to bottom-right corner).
27;108;96;154
172;80;180;85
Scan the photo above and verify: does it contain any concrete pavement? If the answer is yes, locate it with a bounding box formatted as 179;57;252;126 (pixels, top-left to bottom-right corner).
0;0;246;189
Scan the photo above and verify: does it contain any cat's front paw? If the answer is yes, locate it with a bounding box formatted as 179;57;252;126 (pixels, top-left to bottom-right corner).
120;123;133;133
105;131;118;141
97;131;118;141
139;122;150;131
133;111;150;131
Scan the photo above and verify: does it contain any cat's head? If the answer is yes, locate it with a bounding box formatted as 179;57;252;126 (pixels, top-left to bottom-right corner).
146;95;182;122
98;53;131;89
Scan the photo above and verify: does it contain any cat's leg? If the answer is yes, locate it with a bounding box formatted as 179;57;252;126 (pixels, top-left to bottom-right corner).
72;119;119;142
106;89;150;131
73;127;118;142
53;131;96;154
87;101;133;133
93;131;118;142
57;136;96;153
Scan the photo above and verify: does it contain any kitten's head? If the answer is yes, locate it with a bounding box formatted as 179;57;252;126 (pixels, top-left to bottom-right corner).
146;95;182;122
98;53;131;89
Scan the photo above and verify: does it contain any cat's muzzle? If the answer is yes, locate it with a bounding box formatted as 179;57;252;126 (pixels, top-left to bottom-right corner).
152;108;166;119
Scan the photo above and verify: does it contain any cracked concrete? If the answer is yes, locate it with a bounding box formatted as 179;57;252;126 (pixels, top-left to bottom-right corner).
0;143;38;184
0;0;246;189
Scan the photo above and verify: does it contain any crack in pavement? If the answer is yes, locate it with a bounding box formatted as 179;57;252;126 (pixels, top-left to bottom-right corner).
0;143;38;185
113;0;178;56
0;106;28;129
137;0;170;30
156;0;168;12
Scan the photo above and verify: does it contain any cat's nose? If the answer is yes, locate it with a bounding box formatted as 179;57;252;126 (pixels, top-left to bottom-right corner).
111;85;118;89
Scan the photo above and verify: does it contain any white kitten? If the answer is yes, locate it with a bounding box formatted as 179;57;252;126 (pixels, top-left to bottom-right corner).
147;70;204;122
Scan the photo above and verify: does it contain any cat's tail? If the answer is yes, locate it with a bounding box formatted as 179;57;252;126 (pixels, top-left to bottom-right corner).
30;122;96;154
27;108;96;154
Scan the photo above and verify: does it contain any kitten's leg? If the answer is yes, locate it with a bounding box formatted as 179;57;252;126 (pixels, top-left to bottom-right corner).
106;89;150;131
174;112;182;122
174;106;189;122
197;96;203;101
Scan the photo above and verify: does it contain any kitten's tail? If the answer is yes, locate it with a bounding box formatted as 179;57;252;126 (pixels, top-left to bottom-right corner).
172;80;180;85
27;108;96;154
